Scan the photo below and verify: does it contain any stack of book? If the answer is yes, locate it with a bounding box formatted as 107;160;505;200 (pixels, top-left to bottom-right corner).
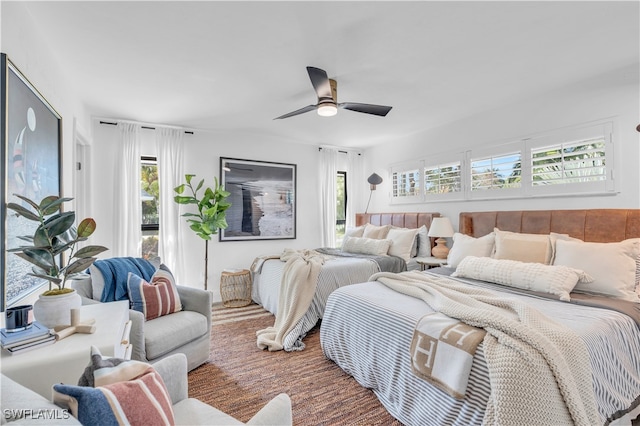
1;321;56;355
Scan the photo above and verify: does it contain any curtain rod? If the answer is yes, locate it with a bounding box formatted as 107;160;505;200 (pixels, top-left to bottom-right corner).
318;147;361;155
99;120;194;135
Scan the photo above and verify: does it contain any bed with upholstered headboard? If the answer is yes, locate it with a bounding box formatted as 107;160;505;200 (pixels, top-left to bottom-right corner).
250;212;439;351
321;209;640;425
459;209;640;241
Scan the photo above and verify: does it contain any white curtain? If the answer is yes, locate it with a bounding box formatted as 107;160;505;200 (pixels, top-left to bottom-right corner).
346;151;364;230
114;122;142;257
319;147;338;247
156;127;185;282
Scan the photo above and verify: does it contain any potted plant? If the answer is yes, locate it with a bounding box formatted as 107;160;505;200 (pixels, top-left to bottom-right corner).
174;174;230;290
7;194;108;328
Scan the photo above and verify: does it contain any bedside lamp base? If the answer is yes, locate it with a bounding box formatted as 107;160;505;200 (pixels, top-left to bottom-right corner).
431;238;450;259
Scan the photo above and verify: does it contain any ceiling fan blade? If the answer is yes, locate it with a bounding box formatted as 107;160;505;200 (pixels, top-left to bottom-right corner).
306;66;333;101
274;104;317;120
339;102;392;117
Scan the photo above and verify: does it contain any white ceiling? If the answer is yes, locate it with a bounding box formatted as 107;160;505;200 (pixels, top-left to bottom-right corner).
20;1;640;148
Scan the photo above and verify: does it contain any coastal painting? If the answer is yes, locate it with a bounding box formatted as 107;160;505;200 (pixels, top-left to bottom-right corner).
1;54;62;310
220;158;296;241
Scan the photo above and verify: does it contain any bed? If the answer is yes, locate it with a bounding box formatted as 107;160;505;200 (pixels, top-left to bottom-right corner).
251;212;439;351
320;209;640;425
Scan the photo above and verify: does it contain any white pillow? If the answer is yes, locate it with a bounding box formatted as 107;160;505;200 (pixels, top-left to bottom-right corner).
416;225;431;257
344;225;365;239
342;225;365;249
342;236;391;256
362;223;392;239
387;227;420;262
492;228;553;264
447;232;495;269
553;238;640;302
452;256;592;301
89;264;105;301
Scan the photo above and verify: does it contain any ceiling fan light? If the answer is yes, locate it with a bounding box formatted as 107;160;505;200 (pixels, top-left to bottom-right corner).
317;104;337;117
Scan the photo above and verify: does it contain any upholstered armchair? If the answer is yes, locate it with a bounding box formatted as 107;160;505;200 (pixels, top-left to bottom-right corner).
71;266;211;372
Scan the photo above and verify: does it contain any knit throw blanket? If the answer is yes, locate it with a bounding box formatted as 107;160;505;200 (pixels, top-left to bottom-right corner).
371;271;600;426
256;249;326;351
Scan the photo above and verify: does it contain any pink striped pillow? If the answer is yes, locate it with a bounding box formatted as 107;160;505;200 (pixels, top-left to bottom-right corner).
53;365;174;425
127;265;182;320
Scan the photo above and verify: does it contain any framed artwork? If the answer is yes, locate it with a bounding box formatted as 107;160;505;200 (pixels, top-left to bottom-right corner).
1;53;62;311
220;157;296;241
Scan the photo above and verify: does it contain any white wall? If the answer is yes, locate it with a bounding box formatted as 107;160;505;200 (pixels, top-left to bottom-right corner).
90;123;322;301
1;2;91;202
363;65;640;231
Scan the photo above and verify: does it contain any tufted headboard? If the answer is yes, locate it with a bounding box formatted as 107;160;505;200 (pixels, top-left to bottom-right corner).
459;209;640;243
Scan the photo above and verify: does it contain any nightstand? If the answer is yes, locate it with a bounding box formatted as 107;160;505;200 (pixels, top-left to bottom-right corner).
415;256;448;271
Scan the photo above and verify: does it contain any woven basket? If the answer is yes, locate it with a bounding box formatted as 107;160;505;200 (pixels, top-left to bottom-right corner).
220;269;252;308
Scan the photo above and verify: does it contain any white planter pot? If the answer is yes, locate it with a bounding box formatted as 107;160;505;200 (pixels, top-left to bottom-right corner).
33;289;82;329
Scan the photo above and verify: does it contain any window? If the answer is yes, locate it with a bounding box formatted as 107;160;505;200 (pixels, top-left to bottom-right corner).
387;120;614;204
531;138;606;186
141;157;159;260
335;171;347;247
526;122;613;196
424;161;462;194
391;167;422;198
470;152;522;191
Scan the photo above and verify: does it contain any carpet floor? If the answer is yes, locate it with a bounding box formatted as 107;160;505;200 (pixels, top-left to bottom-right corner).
187;304;403;425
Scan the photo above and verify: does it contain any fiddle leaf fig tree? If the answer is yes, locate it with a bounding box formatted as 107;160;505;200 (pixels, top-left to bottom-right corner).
174;174;231;290
7;194;109;295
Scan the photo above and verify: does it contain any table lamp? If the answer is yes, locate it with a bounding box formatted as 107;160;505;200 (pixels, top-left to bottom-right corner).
428;217;455;259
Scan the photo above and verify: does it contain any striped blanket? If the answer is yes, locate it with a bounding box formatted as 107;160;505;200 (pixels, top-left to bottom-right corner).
372;270;600;426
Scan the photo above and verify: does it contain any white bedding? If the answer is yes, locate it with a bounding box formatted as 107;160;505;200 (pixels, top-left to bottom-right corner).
320;273;640;425
252;254;385;350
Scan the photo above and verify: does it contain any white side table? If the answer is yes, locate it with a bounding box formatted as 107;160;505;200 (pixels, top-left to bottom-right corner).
1;301;130;398
415;256;448;271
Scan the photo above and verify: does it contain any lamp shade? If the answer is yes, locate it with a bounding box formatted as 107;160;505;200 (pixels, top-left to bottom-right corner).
367;173;383;186
427;217;455;238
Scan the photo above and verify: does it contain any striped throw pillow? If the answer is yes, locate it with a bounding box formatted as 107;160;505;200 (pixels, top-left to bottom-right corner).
128;265;182;320
53;365;174;426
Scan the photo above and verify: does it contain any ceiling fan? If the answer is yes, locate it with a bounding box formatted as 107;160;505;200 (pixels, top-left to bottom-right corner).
274;66;393;120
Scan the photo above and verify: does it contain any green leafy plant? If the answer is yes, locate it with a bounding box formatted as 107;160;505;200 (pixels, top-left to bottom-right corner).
7;194;109;295
174;174;231;290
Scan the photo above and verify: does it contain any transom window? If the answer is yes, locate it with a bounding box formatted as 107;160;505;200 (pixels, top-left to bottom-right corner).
424;161;462;194
531;138;606;186
389;120;615;204
471;152;521;191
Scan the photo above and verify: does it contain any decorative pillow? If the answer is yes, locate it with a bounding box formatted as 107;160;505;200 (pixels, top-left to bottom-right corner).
362;223;392;239
344;225;365;239
342;225;365;249
53;365;174;426
342;236;391;256
78;346;130;387
89;264;106;301
416;225;431;258
387;227;420;262
492;228;553;264
447;232;495;269
553;238;640;302
452;256;593;301
127;264;182;321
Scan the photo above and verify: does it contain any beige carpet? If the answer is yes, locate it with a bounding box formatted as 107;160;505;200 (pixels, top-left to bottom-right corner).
188;304;403;425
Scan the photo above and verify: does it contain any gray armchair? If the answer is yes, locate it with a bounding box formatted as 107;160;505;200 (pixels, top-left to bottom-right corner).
71;275;211;371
